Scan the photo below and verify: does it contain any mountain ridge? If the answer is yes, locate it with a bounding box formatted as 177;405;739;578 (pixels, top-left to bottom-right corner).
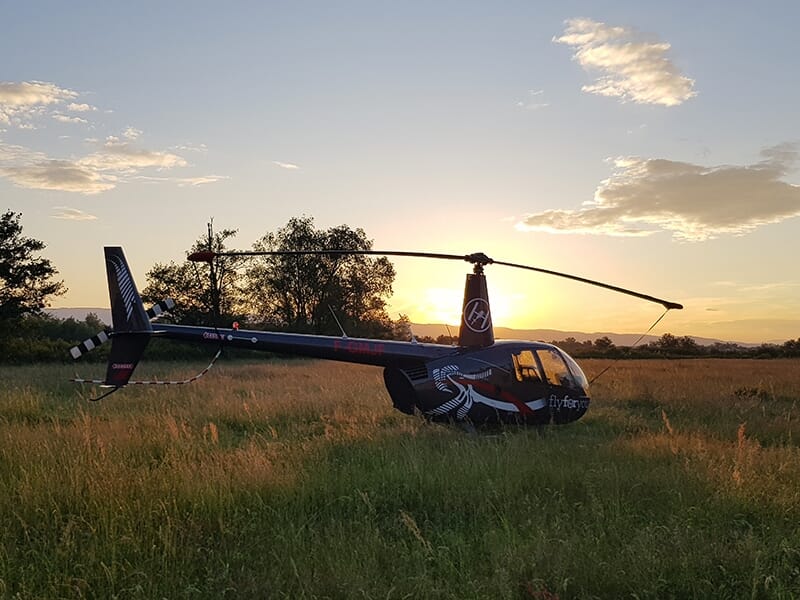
408;323;759;348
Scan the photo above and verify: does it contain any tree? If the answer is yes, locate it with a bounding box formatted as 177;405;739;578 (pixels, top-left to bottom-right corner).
593;336;615;352
142;222;245;325
650;333;701;356
0;210;66;331
392;314;413;341
245;216;396;337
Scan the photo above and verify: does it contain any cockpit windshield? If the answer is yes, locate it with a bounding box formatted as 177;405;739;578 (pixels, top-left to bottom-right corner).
536;347;575;388
560;350;589;390
511;346;589;391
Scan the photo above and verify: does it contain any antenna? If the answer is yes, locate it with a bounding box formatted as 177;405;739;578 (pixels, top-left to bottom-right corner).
328;305;348;337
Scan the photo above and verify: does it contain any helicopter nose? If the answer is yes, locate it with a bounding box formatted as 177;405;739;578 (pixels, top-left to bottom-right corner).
549;393;591;424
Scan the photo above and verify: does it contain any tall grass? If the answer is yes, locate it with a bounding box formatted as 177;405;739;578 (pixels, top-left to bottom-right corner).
0;358;799;598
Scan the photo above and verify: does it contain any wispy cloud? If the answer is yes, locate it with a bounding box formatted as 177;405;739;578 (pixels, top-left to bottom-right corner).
66;102;96;112
52;113;88;124
516;89;549;111
173;142;208;153
1;160;116;194
554;18;696;106
1;133;191;194
273;160;300;170
0;81;78;126
0;80;226;194
80;136;187;172
122;127;141;140
52;206;98;220
136;174;230;186
176;175;229;186
517;144;800;241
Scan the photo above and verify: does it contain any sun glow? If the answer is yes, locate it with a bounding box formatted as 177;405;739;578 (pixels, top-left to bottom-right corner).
390;282;523;329
484;290;517;329
411;287;463;325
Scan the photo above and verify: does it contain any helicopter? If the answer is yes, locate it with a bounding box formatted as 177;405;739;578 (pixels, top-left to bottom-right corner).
70;246;682;425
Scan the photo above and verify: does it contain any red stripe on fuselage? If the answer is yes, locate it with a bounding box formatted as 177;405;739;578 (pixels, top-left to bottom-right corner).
456;378;535;415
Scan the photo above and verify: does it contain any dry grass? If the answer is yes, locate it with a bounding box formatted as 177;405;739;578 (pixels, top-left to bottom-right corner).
1;357;799;598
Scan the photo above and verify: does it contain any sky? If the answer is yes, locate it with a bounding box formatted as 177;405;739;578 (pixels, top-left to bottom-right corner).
2;1;800;343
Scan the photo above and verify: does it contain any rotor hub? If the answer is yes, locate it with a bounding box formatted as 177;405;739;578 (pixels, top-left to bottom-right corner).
465;252;493;273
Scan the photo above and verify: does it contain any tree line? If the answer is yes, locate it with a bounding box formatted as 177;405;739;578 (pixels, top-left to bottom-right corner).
0;212;411;363
2;208;799;363
544;333;800;359
413;332;800;359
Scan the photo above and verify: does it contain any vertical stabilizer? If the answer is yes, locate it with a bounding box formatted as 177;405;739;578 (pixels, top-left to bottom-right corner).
458;272;494;347
103;247;152;386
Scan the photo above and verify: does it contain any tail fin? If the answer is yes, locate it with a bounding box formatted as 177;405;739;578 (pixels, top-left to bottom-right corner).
457;271;494;347
103;247;152;386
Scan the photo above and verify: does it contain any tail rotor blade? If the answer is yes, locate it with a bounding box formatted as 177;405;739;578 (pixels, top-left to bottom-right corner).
70;329;111;359
69;298;176;359
147;298;175;319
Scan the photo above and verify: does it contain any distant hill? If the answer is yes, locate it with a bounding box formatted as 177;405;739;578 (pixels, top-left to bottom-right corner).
48;307;112;326
408;323;758;348
47;308;760;347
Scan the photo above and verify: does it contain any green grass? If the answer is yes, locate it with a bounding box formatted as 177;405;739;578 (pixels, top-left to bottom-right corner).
1;358;799;598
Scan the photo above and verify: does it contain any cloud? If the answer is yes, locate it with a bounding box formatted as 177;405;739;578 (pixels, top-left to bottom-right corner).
0;81;223;194
0;134;192;194
1;160;116;194
67;102;96;112
135;174;230;186
52;113;88;124
554;18;696;106
516;89;549;110
175;175;229;186
173;142;208;153
273;160;300;170
52;206;98;220
79;137;187;172
0;81;79;126
517;144;800;241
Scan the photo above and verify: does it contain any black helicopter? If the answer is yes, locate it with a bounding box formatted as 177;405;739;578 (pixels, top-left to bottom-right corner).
71;247;682;425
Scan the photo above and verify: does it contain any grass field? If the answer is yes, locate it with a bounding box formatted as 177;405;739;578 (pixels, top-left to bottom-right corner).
1;358;799;599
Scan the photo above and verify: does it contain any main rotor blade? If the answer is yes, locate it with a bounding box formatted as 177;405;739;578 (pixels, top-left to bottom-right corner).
187;249;480;263
490;259;683;310
189;249;682;310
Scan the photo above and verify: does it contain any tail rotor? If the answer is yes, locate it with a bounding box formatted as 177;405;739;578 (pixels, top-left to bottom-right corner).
71;247;221;398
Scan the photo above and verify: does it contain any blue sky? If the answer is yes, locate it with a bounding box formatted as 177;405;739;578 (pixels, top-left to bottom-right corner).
2;1;800;342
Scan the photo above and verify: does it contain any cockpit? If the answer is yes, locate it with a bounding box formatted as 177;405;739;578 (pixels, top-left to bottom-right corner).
512;346;589;392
